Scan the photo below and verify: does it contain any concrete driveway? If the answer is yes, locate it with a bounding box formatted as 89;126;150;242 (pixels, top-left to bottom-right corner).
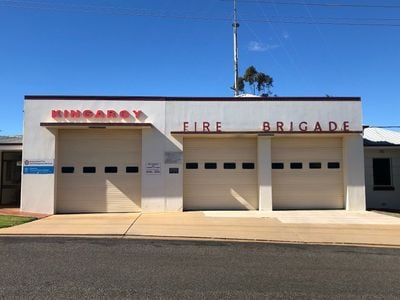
1;211;400;247
0;213;141;235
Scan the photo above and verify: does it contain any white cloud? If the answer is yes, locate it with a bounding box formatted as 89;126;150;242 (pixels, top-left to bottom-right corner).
248;41;280;52
283;32;290;39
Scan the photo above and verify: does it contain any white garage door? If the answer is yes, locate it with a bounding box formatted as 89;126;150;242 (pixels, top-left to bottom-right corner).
272;137;344;209
57;129;141;213
183;137;258;210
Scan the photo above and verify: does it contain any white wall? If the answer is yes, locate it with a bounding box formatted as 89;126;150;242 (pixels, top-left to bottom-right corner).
21;102;57;214
364;148;400;210
343;135;366;210
257;136;272;211
166;101;362;132
21;98;364;214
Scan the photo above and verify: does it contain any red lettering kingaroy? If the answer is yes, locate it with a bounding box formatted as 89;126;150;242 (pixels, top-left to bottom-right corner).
51;109;143;119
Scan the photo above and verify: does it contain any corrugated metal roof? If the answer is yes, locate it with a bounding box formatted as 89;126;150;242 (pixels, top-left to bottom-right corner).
0;135;23;144
363;128;400;146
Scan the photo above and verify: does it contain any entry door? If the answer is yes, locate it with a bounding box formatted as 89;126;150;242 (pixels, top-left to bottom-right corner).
272;137;344;209
1;152;22;205
183;137;258;210
57;129;141;213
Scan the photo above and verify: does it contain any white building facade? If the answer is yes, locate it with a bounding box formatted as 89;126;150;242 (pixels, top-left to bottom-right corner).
21;96;366;215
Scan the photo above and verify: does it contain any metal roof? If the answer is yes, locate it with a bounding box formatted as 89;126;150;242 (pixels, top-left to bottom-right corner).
0;135;23;145
363;127;400;146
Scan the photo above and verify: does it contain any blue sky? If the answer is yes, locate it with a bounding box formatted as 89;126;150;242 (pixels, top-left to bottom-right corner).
0;0;399;135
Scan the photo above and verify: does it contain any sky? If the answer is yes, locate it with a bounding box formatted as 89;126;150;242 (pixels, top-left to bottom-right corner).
0;0;399;135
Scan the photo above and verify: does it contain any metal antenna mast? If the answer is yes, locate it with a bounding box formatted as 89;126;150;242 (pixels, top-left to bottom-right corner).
233;0;240;96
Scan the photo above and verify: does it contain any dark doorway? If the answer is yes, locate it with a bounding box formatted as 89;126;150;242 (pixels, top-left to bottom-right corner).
0;152;22;207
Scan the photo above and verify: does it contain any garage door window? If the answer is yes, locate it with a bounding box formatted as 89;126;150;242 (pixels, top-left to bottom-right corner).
61;167;74;174
185;163;198;169
105;166;118;173
242;162;255;169
224;162;236;169
373;158;394;191
309;162;322;169
290;162;303;169
327;162;340;169
272;163;284;169
83;167;96;174
204;162;217;169
126;166;139;173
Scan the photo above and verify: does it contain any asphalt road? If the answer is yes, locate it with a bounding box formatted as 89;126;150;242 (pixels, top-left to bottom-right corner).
0;237;399;299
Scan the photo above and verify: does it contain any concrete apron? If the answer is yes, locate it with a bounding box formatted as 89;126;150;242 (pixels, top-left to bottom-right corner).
1;211;400;247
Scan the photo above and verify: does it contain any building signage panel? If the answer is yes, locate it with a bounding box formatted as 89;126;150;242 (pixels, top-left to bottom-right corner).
23;159;54;174
145;163;161;175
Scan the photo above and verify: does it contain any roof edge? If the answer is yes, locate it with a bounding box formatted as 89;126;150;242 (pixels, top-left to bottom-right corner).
24;95;361;102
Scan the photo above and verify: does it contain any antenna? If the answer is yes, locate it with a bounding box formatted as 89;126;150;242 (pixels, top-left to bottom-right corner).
233;0;240;96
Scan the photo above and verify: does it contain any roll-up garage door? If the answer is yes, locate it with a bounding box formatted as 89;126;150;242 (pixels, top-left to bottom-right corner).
57;129;141;213
183;137;258;210
272;137;344;209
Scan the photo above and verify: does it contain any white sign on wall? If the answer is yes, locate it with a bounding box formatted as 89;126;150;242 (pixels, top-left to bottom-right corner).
23;159;54;174
145;163;161;175
24;159;54;166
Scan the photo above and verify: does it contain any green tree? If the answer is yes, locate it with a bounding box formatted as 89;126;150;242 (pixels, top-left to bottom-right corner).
243;66;258;94
255;72;273;96
235;66;273;96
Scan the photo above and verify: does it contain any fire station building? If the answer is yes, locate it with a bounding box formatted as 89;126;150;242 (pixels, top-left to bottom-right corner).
20;96;366;215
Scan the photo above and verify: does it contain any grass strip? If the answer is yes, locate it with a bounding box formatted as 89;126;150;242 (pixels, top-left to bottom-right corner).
0;215;37;228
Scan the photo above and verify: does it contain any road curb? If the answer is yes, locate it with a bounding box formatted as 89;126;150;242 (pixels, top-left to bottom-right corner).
0;233;400;249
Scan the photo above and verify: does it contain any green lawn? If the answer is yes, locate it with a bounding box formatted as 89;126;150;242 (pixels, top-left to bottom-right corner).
0;215;37;229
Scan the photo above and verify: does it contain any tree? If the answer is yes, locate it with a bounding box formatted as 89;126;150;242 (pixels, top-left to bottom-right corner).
255;72;273;96
243;66;258;94
235;66;273;96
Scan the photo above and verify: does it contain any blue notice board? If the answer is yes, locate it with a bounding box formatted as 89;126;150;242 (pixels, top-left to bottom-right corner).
23;166;54;174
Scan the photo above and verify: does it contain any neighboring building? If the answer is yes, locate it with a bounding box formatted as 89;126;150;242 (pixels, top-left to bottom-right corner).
0;136;23;206
20;95;366;215
364;127;400;210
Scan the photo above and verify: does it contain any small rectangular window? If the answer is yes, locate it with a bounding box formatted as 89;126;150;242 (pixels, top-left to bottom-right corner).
242;162;255;170
185;163;198;169
169;167;179;174
373;158;391;186
224;162;236;169
105;166;118;173
309;162;322;169
328;162;340;169
290;162;303;169
83;167;96;174
272;163;284;169
204;162;217;169
126;166;139;173
61;167;74;174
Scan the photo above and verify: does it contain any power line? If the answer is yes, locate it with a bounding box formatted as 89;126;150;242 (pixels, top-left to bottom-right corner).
253;3;308;87
225;0;400;9
1;0;400;28
370;126;400;128
257;15;400;22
